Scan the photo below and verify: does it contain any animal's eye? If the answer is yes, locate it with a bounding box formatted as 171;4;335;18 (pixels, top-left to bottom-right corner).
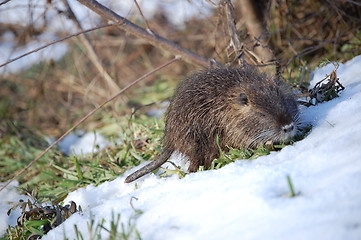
238;93;248;105
258;112;266;118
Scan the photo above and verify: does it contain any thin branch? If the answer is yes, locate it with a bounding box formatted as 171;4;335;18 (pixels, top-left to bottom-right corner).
133;0;153;33
286;43;327;67
0;24;113;69
0;56;180;192
76;0;222;68
288;37;350;44
345;0;361;7
287;40;306;66
61;0;120;92
205;0;218;7
0;0;12;6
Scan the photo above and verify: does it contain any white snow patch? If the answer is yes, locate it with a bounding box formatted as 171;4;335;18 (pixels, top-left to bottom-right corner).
55;131;110;156
0;182;27;234
0;33;68;74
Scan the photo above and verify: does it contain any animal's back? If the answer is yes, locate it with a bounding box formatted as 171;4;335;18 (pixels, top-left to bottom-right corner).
125;66;299;182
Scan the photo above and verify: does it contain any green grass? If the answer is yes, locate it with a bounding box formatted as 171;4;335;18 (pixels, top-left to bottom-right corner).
1;115;160;239
4;186;82;240
0;112;164;199
72;212;141;240
286;175;297;197
0;124;62;185
4;187;142;240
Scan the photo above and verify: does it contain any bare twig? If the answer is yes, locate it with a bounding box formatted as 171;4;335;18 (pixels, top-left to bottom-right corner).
287;40;306;66
285;43;327;67
325;0;361;21
133;0;153;33
345;0;361;7
239;46;258;65
0;56;180;192
0;0;12;6
76;0;222;68
222;1;279;70
61;0;120;93
205;0;218;7
0;24;113;69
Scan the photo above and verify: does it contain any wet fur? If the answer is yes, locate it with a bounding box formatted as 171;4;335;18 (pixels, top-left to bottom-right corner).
124;66;298;183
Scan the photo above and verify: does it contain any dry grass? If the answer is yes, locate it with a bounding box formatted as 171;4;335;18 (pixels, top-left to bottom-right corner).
268;0;361;66
0;0;360;136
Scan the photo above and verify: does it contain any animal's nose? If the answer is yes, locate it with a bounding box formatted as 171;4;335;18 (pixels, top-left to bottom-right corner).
282;123;295;133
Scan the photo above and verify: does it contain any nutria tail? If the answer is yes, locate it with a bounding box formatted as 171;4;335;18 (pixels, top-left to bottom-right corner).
124;148;173;183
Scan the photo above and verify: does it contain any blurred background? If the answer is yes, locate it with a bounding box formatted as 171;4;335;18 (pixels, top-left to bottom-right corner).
0;0;360;135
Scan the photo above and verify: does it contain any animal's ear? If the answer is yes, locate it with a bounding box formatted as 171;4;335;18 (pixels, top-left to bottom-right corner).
238;93;248;105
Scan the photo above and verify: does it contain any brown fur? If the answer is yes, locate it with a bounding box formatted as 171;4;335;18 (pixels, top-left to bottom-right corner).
125;66;298;183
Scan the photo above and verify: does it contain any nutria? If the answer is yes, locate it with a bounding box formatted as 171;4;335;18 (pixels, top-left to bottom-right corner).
124;66;299;183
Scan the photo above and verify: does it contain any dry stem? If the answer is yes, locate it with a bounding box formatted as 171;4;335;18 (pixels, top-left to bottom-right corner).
133;0;153;33
62;0;120;93
0;0;12;6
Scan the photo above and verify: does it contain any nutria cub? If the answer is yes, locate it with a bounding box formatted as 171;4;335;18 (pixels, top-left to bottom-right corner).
124;66;299;183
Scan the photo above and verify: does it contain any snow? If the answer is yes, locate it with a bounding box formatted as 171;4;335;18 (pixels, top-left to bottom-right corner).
0;182;27;234
0;33;68;74
0;0;214;75
55;130;110;155
2;55;360;239
0;0;70;74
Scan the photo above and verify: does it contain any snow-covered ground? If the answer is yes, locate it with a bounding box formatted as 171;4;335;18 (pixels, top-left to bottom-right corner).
2;55;361;239
52;130;110;156
0;0;213;74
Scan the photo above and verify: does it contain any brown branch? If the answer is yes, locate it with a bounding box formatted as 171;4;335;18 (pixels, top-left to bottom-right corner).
0;0;12;6
287;40;306;66
286;43;327;67
0;24;113;69
0;56;180;192
133;0;152;33
76;0;222;68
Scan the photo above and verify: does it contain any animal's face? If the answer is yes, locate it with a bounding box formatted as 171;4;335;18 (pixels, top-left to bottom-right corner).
226;82;299;148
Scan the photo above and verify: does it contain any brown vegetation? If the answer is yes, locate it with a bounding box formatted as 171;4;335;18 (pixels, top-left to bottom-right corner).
0;0;360;136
